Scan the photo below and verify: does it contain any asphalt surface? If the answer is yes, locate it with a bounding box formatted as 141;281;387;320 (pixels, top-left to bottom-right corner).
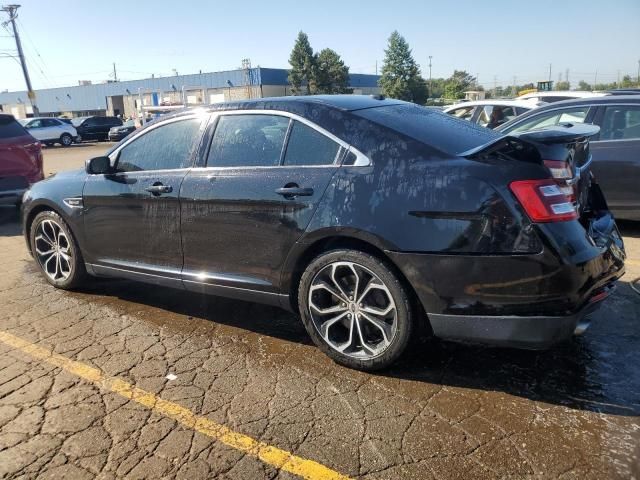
0;144;638;479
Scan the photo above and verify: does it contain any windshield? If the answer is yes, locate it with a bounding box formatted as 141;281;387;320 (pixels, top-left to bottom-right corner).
17;119;29;126
123;120;135;127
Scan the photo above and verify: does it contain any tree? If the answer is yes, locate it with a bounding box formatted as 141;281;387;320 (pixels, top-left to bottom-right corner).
315;48;351;94
378;31;428;104
288;31;316;95
578;80;591;91
555;81;570;90
443;70;476;100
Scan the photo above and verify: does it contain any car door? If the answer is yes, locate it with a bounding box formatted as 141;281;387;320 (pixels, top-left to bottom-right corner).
82;115;205;284
590;104;640;219
180;112;344;300
80;118;100;140
42;119;63;140
24;119;46;141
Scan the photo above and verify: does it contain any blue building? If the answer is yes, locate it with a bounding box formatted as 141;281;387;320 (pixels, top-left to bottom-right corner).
0;67;381;119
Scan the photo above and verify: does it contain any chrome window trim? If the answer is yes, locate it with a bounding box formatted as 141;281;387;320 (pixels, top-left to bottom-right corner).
207;109;371;167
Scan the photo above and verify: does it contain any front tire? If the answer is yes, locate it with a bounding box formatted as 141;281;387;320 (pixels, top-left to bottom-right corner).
60;133;73;147
29;211;87;289
298;249;413;371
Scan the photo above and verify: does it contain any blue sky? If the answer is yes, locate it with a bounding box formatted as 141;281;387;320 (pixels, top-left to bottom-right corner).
1;0;639;92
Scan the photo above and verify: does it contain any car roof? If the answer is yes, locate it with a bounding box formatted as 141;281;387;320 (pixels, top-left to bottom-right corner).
206;94;406;112
444;99;536;110
521;94;640;110
518;91;606;99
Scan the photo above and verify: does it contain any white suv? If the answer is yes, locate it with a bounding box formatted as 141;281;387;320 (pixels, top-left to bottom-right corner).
18;117;79;147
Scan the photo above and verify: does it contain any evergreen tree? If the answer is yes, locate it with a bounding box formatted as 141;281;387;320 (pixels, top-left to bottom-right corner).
316;48;351;94
288;31;316;95
378;31;428;104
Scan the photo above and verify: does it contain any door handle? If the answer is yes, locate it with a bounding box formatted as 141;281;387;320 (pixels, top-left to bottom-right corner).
145;184;173;195
275;186;314;198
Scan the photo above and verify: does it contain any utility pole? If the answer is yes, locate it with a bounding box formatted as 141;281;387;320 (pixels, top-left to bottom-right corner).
112;62;118;82
548;63;552;82
375;60;377;76
637;59;639;85
1;4;39;115
428;56;432;99
512;75;516;97
594;70;598;88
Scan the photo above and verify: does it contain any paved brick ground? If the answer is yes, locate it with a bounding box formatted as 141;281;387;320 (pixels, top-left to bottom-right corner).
0;147;638;478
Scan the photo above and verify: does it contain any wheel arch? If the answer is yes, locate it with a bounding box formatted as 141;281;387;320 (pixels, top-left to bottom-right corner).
23;201;71;255
283;232;431;335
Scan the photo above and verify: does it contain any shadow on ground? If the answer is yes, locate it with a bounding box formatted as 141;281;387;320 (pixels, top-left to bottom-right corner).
65;268;640;418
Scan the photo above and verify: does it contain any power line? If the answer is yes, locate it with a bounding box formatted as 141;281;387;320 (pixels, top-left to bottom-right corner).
1;4;39;115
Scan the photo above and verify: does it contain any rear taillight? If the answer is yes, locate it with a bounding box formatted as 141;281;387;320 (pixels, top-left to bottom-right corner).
510;179;578;222
543;159;576;202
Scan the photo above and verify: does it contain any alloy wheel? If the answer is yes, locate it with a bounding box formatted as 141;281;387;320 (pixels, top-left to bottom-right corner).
308;261;398;359
34;219;72;281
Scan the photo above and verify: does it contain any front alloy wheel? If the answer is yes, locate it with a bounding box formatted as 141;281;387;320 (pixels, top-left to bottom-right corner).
34;219;72;281
30;211;87;289
299;250;413;370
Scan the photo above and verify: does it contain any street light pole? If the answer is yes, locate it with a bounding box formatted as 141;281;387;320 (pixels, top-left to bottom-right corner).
1;4;39;115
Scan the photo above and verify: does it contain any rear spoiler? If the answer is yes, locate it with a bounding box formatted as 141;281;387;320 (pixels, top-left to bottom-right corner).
460;123;600;161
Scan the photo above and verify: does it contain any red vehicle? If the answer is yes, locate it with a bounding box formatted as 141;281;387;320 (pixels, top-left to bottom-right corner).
0;114;43;206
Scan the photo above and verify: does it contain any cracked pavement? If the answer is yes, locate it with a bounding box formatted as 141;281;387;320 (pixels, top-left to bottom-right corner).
0;146;638;479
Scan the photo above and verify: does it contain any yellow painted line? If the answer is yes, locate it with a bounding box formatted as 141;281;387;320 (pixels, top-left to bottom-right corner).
0;330;351;480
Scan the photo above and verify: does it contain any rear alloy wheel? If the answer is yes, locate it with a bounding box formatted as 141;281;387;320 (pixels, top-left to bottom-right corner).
30;211;87;289
298;250;413;371
60;133;73;147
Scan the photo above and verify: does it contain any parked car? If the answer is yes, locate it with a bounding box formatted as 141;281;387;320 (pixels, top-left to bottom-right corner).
498;95;640;220
444;100;540;129
72;116;122;142
21;96;625;370
517;90;606;103
18;117;79;147
108;119;137;142
0;114;43;206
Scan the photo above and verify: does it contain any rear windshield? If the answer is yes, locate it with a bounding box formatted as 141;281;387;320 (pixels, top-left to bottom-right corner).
0;116;29;139
355;103;501;156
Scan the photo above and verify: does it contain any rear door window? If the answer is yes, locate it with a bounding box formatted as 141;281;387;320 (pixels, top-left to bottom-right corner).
447;106;476;120
283;121;341;166
599;105;640;140
0;116;28;139
477;106;518;128
207;114;289;167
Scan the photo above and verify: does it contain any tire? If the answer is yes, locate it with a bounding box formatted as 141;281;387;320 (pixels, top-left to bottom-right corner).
29;210;87;289
298;249;413;371
60;133;73;147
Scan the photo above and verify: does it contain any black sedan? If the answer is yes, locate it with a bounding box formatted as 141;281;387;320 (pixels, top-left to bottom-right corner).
108;119;137;142
498;95;640;220
21;96;625;370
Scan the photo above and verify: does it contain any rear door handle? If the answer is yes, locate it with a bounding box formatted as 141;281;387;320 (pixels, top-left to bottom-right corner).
145;184;173;195
275;186;314;198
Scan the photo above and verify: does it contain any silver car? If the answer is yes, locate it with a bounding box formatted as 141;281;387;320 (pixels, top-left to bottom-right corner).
18;117;79;147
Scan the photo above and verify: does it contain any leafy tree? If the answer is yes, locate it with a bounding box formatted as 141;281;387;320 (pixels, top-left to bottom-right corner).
288;31;317;95
378;31;428;104
555;81;570;90
315;48;351;94
578;80;591;91
443;70;476;100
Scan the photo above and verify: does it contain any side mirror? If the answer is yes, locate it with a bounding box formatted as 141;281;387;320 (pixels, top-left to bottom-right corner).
86;156;113;174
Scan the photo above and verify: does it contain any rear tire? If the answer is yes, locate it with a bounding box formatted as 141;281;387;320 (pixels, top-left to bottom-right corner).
29;210;87;289
298;249;413;371
60;133;73;147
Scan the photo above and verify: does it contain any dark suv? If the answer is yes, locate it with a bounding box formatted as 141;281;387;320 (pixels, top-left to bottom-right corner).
21;96;625;370
72;116;122;142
